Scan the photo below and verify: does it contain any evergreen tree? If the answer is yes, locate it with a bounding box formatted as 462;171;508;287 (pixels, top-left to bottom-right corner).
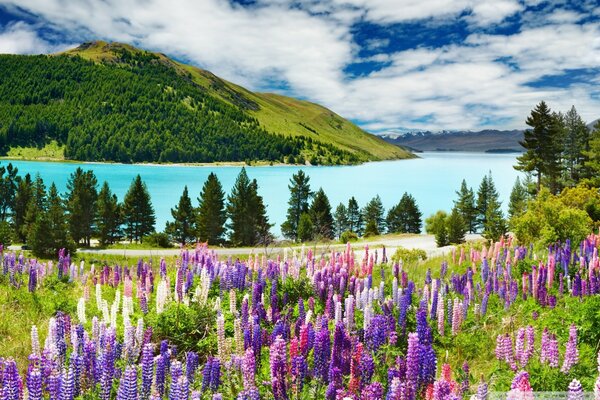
196;172;226;245
227;168;272;246
447;206;466;244
333;203;349;238
562;106;589;185
309;188;334;239
515;101;562;192
96;181;122;246
281;170;313;241
0;163;18;221
249;179;273;246
165;186;196;246
426;211;449;247
584;121;600;185
508;177;528;220
454;180;477;233
29;183;75;258
24;174;47;241
347;197;363;235
483;197;507;240
13;173;32;242
386;192;422;234
476;172;500;231
362;195;385;235
297;213;314;242
122;175;156;243
65;167;98;246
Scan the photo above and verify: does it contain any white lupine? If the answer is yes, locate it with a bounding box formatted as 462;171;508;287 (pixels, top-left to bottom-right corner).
213;297;221;312
379;281;384;302
392;278;398;306
233;318;244;355
216;314;227;362
334;300;342;325
363;303;372;331
102;300;110;324
77;297;87;324
437;294;445;336
135;318;144;356
71;325;79;350
44;317;57;355
156;279;169;314
344;296;354;331
31;325;40;356
110;300;118;328
229;289;237;315
122;296;134;324
96;284;103;310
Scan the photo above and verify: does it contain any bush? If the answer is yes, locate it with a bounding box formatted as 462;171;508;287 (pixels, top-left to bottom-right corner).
391;247;427;265
142;232;172;248
340;230;358;243
0;221;13;246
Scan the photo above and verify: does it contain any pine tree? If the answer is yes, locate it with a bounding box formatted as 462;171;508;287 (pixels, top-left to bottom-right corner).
96;181;122;246
309;188;334;239
29;183;75;258
562;106;589;185
122;175;156;243
347;197;362;235
483;196;507;240
515;101;562;192
454;180;477;233
584;121;600;185
0;163;18;222
166;186;196;246
362;195;385;235
24;174;47;242
196;172;226;245
447;206;466;244
333;203;349;238
386;192;422;234
249;179;273;246
65;167;98;246
13;173;32;242
281;170;313;241
508;177;528;220
297;213;314;242
476;172;500;231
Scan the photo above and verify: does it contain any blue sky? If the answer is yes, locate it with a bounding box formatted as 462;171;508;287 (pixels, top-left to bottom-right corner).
0;0;598;133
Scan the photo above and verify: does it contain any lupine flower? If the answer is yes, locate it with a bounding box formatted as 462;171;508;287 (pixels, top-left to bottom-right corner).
26;367;42;400
561;325;579;373
269;336;287;400
141;344;154;400
568;379;584;400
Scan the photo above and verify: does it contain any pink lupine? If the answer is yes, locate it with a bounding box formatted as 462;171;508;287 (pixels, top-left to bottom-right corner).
561;325;579;374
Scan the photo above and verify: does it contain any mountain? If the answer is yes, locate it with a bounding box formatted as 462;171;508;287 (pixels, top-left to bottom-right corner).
381;129;524;153
0;41;411;164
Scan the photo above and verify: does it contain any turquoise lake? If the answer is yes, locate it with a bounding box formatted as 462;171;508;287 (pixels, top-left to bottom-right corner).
0;152;521;235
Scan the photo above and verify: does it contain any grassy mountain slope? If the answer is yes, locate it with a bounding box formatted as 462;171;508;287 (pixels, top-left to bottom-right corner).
58;41;412;163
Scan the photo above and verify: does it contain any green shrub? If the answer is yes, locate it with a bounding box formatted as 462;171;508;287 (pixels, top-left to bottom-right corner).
142;232;172;248
340;230;358;243
391;247;427;265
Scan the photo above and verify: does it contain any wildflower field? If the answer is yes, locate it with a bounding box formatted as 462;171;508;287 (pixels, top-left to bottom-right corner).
1;234;600;400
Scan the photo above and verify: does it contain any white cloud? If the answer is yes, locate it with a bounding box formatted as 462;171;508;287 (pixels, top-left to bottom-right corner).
0;21;71;54
0;0;599;132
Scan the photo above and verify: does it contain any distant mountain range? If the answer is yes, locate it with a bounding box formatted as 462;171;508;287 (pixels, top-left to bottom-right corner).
381;129;525;153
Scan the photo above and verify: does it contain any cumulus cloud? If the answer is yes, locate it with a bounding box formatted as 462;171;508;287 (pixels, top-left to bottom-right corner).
0;21;70;54
0;0;599;132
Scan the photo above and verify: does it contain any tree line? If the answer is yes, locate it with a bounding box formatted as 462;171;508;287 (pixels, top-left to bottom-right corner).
0;53;357;165
279;170;423;242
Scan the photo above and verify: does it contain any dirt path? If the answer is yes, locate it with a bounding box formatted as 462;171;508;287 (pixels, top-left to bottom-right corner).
70;233;482;259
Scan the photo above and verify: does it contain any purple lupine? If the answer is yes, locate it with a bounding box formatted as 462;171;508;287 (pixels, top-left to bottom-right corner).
60;367;75;400
561;324;579;373
362;382;384;400
291;355;307;394
567;379;583;400
360;352;375;385
47;372;61;400
477;379;488;400
116;366;137;400
2;359;23;400
186;352;199;384
27;367;43;400
141;344;154;399
461;361;470;395
365;315;387;353
201;358;213;393
156;354;167;397
313;325;331;381
269;336;288;400
237;388;260;400
209;358;221;392
242;348;255;390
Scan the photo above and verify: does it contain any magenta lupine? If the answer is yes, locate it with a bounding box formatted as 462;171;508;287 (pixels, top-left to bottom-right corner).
561;324;579;373
405;332;420;390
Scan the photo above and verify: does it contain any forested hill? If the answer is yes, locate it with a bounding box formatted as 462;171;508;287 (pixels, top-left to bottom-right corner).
0;41;411;165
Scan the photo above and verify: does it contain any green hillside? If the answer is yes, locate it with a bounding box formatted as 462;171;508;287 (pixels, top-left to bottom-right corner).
0;41;412;164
